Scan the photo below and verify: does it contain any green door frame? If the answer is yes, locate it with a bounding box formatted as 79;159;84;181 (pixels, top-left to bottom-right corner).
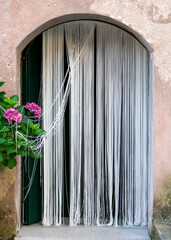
21;34;42;225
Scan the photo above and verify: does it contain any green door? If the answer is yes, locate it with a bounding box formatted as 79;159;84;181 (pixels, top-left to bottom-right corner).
21;35;42;225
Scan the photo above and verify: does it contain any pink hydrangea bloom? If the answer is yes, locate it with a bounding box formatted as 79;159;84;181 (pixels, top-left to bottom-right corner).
4;108;22;124
25;102;41;118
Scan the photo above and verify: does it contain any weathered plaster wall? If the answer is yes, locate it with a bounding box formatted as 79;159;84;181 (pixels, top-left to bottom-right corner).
0;168;16;240
0;0;170;239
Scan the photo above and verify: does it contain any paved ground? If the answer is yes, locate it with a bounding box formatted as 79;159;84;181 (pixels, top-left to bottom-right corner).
15;226;151;240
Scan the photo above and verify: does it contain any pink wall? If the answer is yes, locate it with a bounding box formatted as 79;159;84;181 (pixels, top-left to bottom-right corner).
0;0;170;238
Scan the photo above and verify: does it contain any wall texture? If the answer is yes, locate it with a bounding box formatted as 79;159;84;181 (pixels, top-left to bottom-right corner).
0;0;170;239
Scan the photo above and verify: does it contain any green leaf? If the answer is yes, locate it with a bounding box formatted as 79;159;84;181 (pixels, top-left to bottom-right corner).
0;92;6;98
7;146;16;154
28;151;42;159
4;97;11;103
0;126;10;132
21;141;33;147
16;136;32;147
20;123;28;133
3;159;8;166
0;138;6;144
0;108;5;115
3;140;13;146
17;148;28;157
27;111;31;116
21;116;31;124
34;129;46;136
8;158;17;169
4;97;18;106
0;119;7;130
2;133;7;138
15;105;24;113
0;145;6;151
33;123;40;130
0;101;9;109
0;152;3;161
0;161;3;167
29;122;40;131
0;82;5;87
10;95;19;102
29;121;34;129
16;134;25;142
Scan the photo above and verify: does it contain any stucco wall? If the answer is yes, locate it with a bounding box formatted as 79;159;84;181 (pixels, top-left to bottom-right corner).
0;0;170;239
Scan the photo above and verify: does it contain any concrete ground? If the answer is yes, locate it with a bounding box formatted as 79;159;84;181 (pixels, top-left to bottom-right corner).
15;226;151;240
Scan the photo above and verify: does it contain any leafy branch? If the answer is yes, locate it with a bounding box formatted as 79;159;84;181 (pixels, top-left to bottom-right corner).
0;81;45;169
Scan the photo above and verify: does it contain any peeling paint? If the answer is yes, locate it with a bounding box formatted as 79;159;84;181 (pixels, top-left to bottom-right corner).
148;3;171;23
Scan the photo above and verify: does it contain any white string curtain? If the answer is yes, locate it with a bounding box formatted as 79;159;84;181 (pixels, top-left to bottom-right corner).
65;22;95;226
42;25;64;226
42;21;149;227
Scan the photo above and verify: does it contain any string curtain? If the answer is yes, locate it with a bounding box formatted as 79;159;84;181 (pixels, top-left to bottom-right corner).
42;21;149;227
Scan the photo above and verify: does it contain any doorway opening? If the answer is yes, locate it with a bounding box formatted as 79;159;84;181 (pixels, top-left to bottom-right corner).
21;20;151;228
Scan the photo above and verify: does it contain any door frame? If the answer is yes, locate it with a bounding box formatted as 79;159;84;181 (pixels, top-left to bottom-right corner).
17;13;153;233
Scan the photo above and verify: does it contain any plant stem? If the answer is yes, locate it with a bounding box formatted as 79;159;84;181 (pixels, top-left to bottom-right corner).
0;105;6;112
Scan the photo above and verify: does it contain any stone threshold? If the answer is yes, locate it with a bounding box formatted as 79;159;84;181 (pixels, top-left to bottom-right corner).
152;221;171;240
15;225;151;240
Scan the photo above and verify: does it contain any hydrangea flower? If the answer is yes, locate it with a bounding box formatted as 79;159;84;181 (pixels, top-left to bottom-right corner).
25;102;41;118
4;108;22;124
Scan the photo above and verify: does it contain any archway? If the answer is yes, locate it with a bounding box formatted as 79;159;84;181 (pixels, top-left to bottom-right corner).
19;15;153;232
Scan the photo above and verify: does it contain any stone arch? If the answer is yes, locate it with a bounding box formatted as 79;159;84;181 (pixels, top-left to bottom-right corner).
17;14;153;53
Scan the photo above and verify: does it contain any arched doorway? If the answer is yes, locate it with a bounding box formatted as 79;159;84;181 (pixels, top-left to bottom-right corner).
21;17;153;230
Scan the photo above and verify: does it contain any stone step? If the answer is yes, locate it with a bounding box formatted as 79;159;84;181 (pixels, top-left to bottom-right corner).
152;221;171;240
15;226;151;240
